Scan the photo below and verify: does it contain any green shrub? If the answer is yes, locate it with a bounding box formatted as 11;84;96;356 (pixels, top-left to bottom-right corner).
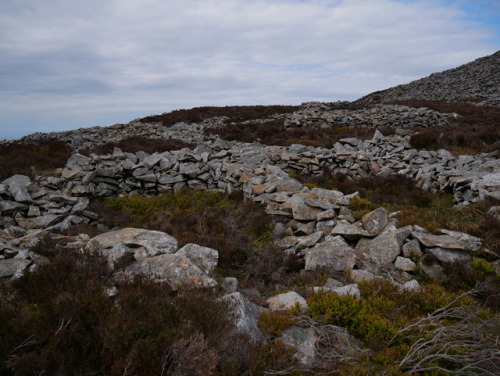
308;291;397;345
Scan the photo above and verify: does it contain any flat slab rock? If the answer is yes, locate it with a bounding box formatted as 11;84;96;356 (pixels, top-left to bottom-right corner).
0;258;31;278
412;231;480;252
86;228;178;255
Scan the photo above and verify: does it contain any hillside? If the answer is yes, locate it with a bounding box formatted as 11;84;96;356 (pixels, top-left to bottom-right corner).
357;50;500;107
0;53;499;375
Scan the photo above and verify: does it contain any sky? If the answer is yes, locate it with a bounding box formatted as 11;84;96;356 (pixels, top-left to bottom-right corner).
0;0;498;140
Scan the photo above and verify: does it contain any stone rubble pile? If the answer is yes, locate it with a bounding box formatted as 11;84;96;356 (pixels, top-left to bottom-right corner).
2;120;217;152
357;50;500;107
285;102;454;129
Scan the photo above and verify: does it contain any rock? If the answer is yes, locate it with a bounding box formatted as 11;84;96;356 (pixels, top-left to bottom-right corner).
295;231;323;250
394;256;417;272
332;284;361;298
86;228;178;256
330;221;370;240
0;258;31;278
355;227;411;268
439;229;482;252
304;238;356;272
0;201;28;214
223;292;268;343
221;277;238;294
412;231;479;252
267;291;308;312
350;269;378;282
402;239;423;258
176;243;218;275
120;254;217;289
310;187;344;202
316;209;336;221
426;247;471;263
9;182;33;203
30;214;65;228
361;208;388;236
401;279;421;291
280;326;319;366
292;202;323;221
2;174;31;187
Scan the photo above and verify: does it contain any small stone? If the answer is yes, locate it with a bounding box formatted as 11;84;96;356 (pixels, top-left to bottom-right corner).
394;256;417;271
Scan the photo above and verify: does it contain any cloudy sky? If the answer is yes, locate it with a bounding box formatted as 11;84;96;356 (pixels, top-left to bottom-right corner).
0;0;498;140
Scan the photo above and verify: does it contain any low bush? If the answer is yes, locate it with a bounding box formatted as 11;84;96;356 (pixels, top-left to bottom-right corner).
388;100;500;154
140;105;299;127
0;249;234;376
0;140;72;180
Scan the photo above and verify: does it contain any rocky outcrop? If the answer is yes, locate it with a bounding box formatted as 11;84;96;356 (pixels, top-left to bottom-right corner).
357;50;500;107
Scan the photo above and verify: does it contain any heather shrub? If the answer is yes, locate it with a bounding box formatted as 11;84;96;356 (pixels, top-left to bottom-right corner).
390;100;500;153
141;105;299;127
0;140;72;180
0;249;234;376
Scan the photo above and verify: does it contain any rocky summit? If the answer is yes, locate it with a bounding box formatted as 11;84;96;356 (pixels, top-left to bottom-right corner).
0;52;499;375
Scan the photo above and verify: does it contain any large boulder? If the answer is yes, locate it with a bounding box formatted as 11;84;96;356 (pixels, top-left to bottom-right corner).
86;228;178;257
355;227;411;268
119;254;217;290
304;237;356;272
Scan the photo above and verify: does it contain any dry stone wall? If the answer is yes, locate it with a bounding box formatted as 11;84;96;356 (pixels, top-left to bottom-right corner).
285;102;455;129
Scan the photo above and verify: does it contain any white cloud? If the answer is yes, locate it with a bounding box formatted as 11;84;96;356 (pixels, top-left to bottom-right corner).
0;0;497;139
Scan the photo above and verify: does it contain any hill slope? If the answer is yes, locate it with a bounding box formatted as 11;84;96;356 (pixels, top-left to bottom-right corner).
357;50;500;107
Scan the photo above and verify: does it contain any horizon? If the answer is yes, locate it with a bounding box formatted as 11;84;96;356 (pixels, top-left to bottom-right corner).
1;0;499;141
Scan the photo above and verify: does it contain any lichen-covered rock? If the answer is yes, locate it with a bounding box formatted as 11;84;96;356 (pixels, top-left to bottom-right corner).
176;243;218;275
355;227;411;268
86;228;178;256
304;238;356;272
412;231;480;252
361;207;388;236
267;291;308;312
223;292;268;343
118;254;217;290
